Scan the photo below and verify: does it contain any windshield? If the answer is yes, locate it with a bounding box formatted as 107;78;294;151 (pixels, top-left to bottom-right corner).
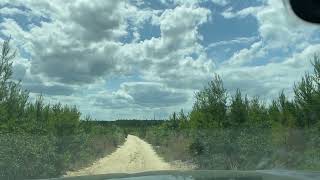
1;0;320;179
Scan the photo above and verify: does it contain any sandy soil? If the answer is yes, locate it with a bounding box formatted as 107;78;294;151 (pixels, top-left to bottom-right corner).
66;135;190;177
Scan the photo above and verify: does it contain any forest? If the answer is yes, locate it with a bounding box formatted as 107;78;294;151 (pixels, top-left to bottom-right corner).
0;38;320;179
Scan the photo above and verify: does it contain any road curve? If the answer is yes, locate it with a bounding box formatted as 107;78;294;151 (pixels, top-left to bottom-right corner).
66;135;175;177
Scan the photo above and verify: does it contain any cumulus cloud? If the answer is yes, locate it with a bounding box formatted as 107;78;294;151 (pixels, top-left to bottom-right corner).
68;1;128;42
2;0;318;120
120;5;214;89
0;0;160;85
219;43;320;100
0;6;28;16
30;38;120;84
214;0;320;101
95;82;189;108
222;6;263;19
121;82;189;107
218;0;320;73
160;0;202;6
160;0;229;6
226;41;266;66
222;0;318;50
211;0;229;6
1;1;213;86
0;0;216;120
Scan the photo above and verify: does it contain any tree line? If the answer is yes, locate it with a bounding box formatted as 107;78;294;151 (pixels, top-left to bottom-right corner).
143;55;320;170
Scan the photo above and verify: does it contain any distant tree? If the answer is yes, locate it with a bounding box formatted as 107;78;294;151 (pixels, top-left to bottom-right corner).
167;112;179;130
178;109;189;129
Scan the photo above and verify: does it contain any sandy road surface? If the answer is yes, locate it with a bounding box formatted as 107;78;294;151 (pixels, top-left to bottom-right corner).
66;135;187;177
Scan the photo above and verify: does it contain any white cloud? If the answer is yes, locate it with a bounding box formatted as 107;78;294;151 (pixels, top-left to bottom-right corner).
92;81;192;120
120;5;214;90
0;0;160;85
160;0;229;6
222;0;318;50
216;0;320;102
219;0;319;71
207;36;258;50
219;43;320;100
222;6;263;19
0;6;27;16
226;41;266;66
67;0;128;42
0;0;215;119
117;82;189;107
160;0;202;6
211;0;229;6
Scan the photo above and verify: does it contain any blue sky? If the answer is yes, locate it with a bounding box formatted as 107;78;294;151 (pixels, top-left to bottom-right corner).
1;0;320;120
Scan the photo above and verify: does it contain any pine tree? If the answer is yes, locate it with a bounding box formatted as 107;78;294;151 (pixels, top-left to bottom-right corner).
294;55;320;128
229;89;248;127
0;39;28;132
190;74;227;128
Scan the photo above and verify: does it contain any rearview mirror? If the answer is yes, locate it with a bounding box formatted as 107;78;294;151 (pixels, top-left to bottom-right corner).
289;0;320;23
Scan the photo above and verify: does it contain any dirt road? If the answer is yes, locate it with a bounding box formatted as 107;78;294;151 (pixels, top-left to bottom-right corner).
66;135;188;177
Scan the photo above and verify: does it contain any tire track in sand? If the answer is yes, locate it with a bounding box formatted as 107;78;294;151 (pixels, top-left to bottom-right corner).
66;135;186;177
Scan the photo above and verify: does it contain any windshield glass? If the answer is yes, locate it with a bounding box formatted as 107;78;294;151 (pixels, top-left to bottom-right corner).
1;0;320;179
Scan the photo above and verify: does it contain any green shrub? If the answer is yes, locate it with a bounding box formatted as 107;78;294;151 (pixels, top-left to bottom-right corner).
0;134;58;179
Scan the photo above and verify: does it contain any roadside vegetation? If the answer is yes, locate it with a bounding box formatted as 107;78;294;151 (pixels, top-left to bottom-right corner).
1;38;320;179
144;55;320;171
0;40;126;179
